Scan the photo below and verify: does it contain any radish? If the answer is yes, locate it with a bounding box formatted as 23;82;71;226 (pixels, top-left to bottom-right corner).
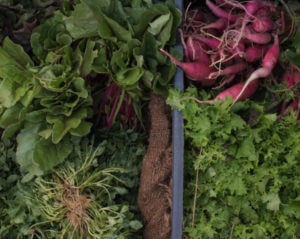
179;30;210;63
279;98;300;119
294;73;300;83
233;34;279;104
191;35;221;49
187;79;259;104
160;49;215;86
282;72;295;89
245;45;267;62
280;71;299;118
213;74;236;89
252;17;274;33
206;0;237;22
202;18;228;31
230;41;245;57
262;35;280;69
209;62;247;79
215;79;259;101
243;32;272;44
186;37;210;63
245;0;263;15
256;7;269;17
215;0;231;8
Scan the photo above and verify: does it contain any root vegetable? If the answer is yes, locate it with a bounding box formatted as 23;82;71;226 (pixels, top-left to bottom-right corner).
245;45;267;62
206;0;237;22
213;74;236;89
216;79;259;101
233;34;279;104
209;62;247;79
160;49;215;86
282;72;295;89
191;35;221;49
252;17;274;33
202;18;228;30
245;0;263;15
244;32;272;44
256;7;269;17
279;98;300;119
187;37;210;63
189;79;259;104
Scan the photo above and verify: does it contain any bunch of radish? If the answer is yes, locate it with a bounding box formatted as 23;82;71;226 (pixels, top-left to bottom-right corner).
161;0;298;114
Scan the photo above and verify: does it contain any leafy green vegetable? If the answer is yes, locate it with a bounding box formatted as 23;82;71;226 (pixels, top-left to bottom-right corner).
168;87;300;239
31;11;72;62
0;139;42;238
0;36;93;176
0;128;146;238
0;0;180;178
64;2;100;40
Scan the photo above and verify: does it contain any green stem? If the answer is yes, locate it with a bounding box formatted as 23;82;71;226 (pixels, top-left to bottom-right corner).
112;88;125;126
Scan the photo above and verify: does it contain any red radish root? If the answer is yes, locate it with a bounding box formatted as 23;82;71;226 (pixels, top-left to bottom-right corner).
245;45;267;62
243;32;272;44
245;0;263;15
252;17;274;33
191;35;221;49
160;49;215;86
233;34;279;104
202;18;228;31
206;0;237;22
209;62;247;79
279;98;300;119
216;79;259;101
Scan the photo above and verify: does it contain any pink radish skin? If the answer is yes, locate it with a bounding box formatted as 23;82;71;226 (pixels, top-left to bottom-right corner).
282;72;300;88
294;73;300;83
215;0;236;9
186;37;210;64
179;30;209;63
188;79;259;104
282;72;295;89
230;41;245;51
216;79;259;101
220;62;247;75
230;41;245;57
256;7;269;17
244;32;272;44
213;74;236;89
233;35;279;104
206;0;237;22
185;37;201;62
245;0;263;15
280;72;297;116
252;17;274;33
262;35;280;69
280;98;300;118
215;0;230;7
202;18;228;31
245;45;267;62
191;35;221;49
160;49;215;86
209;62;247;79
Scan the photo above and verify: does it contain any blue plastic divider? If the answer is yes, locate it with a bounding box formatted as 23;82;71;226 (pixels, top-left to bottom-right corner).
171;0;184;238
153;0;184;238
